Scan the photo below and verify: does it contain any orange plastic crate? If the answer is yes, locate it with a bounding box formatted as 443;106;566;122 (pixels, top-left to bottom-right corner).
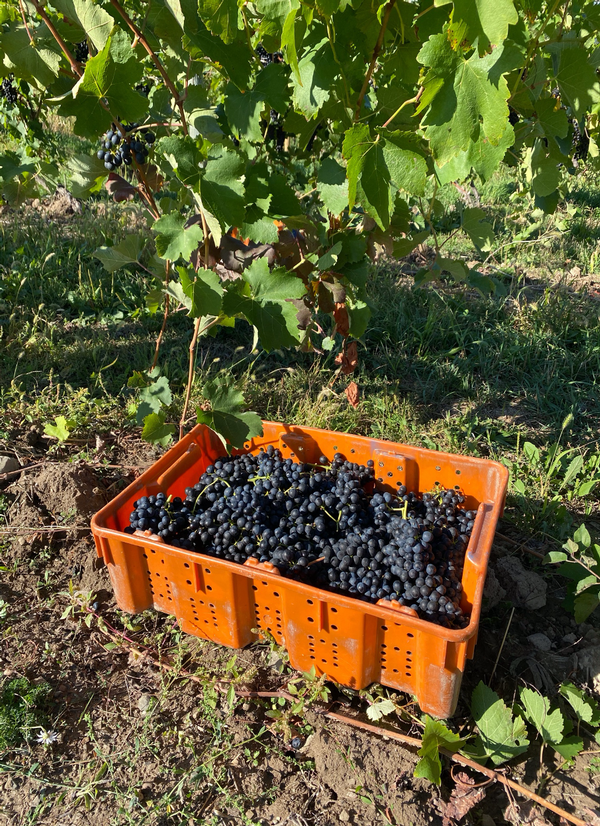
91;422;508;717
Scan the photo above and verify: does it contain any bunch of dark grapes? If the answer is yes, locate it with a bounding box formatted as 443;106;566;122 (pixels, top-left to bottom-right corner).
256;45;283;66
572;118;589;162
74;41;89;63
96;123;155;171
268;109;286;151
0;76;18;105
136;83;151;98
125;447;476;628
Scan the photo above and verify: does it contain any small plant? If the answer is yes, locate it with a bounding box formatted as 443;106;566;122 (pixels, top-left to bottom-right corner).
545;524;600;622
43;415;74;443
0;676;52;749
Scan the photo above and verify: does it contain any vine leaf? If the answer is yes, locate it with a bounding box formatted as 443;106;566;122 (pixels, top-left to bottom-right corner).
179;267;223;317
51;0;114;51
197;378;263;449
0;26;61;88
184;21;252;89
198;0;239;44
461;208;494;251
450;0;518;53
141;411;175;447
414;716;465;785
154;214;204;262
224;84;264;142
136;376;173;424
200;148;246;230
67;153;108;198
56;30;148;138
555;47;600;119
466;682;529;766
519;687;564;745
418;35;512;167
222;258;306;350
317;157;349;216
94;235;145;273
291;39;337;118
365;698;395;721
560;682;600;726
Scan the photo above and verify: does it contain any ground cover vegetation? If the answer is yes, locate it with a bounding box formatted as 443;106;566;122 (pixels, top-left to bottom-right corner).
1;0;600;824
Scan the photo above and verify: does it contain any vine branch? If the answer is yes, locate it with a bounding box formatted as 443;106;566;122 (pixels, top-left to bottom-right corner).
354;0;396;121
108;0;188;136
32;1;81;77
19;0;35;46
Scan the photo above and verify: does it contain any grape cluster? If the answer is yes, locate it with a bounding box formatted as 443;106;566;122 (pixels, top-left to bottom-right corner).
0;76;17;105
74;41;89;63
571;118;589;162
268;109;285;152
96;124;155;171
125;448;475;628
256;45;283;66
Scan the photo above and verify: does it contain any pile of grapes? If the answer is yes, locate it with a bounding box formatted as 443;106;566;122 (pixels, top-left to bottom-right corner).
96;124;155;171
125;448;476;628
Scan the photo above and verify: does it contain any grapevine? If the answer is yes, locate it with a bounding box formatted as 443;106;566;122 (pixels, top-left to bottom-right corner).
0;0;599;445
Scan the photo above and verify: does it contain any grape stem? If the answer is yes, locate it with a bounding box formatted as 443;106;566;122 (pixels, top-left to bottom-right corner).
108;0;189;136
179;313;222;440
354;0;396;122
151;261;170;372
18;0;35;46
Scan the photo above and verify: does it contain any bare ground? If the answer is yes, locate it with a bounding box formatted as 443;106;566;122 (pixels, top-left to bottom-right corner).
1;426;599;826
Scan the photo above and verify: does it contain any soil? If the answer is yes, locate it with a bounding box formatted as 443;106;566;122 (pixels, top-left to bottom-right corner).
1;425;599;826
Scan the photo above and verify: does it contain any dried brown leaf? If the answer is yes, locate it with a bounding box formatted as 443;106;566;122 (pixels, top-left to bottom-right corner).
334;340;358;375
504;801;552;826
345;381;359;408
440;772;487;826
333;303;349;337
104;173;137;203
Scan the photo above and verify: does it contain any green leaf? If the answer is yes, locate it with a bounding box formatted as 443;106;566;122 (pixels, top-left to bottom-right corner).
574;590;600;624
575;574;599;595
556;47;600;119
418;36;511;167
222;258;306;351
573;524;591;548
451;0;518;52
467;682;530;766
224;84;264;142
381;132;428;197
43;416;73;443
158;135;203;188
139;376;172;415
317;157;349;216
461;207;494;251
153;214;203;262
200;148;246;230
184;21;252;89
528;139;561;198
67;153;108;198
318;242;343;271
93;235;145;273
180;267;223;317
366;699;396;721
254;62;290;113
414;716;465;785
544;551;568;564
520;688;564;745
52;0;114;51
141;411;175;447
535;96;569;140
281;4;302;84
291;39;338;118
197;378;263;449
0;26;61;88
435;122;514;185
198;0;239;44
560;682;600;726
552;735;584;761
56;30;148;138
